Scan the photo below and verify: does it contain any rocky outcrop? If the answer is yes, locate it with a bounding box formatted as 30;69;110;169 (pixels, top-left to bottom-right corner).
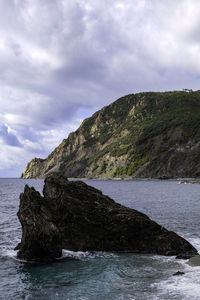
173;271;185;276
16;173;198;261
21;91;200;179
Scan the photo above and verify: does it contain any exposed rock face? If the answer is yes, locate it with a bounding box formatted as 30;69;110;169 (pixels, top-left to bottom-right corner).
21;91;200;179
16;185;62;261
16;173;198;261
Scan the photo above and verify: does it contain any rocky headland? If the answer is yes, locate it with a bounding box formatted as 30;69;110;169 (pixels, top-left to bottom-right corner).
21;90;200;179
16;173;198;261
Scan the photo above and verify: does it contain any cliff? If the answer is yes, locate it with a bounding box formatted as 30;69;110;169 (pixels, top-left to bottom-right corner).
21;90;200;179
16;173;198;261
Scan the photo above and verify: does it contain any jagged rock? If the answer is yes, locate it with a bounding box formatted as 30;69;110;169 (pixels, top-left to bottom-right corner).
173;271;185;276
16;184;62;261
16;173;198;261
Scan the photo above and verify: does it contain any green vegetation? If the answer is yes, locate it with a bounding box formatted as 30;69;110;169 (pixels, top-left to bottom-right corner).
109;156;149;177
98;161;106;173
22;90;200;179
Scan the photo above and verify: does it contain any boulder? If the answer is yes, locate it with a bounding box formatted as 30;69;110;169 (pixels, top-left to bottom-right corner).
173;271;185;276
187;255;200;266
16;173;198;261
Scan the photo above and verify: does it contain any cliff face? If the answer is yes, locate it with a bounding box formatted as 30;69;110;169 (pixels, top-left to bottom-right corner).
21;91;200;179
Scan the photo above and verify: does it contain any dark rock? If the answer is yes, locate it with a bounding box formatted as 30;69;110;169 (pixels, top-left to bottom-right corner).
173;271;185;276
16;172;198;261
16;184;62;261
156;176;171;180
176;253;196;259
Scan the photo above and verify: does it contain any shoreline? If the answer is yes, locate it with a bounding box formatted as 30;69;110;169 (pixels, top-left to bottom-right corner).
18;176;200;183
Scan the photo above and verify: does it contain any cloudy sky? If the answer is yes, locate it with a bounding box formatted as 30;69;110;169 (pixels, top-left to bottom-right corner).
1;0;200;177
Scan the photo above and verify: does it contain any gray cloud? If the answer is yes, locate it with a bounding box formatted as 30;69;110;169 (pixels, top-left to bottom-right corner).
0;124;22;147
0;0;200;176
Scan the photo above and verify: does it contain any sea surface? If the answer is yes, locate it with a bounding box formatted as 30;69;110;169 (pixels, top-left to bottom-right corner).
1;178;200;300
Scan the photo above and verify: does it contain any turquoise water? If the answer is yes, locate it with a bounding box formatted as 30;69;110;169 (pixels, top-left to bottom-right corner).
1;179;200;299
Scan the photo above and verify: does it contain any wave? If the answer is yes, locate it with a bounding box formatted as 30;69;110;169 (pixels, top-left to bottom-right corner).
153;263;200;300
151;247;200;300
60;249;117;261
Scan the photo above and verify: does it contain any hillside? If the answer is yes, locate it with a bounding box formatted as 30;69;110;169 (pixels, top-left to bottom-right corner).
21;91;200;179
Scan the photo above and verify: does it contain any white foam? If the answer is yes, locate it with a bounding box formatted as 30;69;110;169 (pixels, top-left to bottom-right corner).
152;260;200;299
61;249;116;260
4;249;17;259
151;255;177;262
3;248;29;264
1;247;28;263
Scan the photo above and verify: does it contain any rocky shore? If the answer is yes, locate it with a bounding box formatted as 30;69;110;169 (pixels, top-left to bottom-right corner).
16;173;198;261
180;178;200;184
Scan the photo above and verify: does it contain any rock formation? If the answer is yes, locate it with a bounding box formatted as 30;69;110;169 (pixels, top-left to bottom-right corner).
16;173;198;261
21;90;200;179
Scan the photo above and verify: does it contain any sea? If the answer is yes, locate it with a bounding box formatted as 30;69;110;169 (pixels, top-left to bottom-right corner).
1;178;200;300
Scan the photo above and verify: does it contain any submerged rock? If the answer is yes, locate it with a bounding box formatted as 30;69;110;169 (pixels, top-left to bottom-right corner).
173;271;185;276
16;173;198;261
187;255;200;266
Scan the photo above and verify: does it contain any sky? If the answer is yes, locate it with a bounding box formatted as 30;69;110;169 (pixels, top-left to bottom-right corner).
1;0;200;177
